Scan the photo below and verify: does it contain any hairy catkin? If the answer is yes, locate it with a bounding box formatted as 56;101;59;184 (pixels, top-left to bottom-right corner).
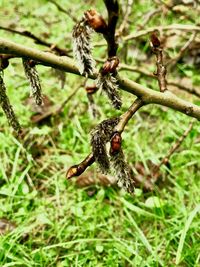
22;58;43;105
96;72;122;109
110;149;135;194
0;71;21;133
72;18;95;76
91;117;120;173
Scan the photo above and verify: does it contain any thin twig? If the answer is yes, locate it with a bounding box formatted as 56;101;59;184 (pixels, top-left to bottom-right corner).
138;8;161;29
151;33;167;92
123;24;200;42
167;32;197;67
0;26;69;56
156;118;195;171
49;0;78;22
117;0;133;36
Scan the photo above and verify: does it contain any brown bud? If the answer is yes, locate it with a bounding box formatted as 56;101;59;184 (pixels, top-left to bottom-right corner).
85;85;98;94
110;132;122;155
150;32;161;48
28;60;37;68
85;9;107;34
66;165;80;179
0;58;9;70
102;56;119;75
109;56;119;72
66;154;95;179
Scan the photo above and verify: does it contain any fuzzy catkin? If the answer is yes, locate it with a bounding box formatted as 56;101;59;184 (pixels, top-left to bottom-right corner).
22;58;43;105
91;117;120;173
72;18;95;76
0;71;21;133
96;72;122;109
110;149;135;194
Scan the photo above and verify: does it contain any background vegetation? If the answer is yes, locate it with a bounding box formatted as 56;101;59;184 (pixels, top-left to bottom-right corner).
0;0;200;266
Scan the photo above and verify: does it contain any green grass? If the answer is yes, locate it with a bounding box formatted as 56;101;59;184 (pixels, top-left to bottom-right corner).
0;0;200;266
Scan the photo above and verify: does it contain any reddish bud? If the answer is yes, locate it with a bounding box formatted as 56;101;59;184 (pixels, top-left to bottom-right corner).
66;165;80;179
85;9;107;34
110;132;122;155
85;85;98;94
102;56;119;75
28;60;37;68
150;32;161;48
0;58;9;70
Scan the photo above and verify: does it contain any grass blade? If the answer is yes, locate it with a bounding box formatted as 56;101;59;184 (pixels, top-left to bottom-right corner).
176;204;200;265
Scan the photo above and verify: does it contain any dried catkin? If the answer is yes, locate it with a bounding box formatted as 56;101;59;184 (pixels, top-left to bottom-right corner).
72;18;95;76
22;58;43;105
91;117;120;173
110;149;135;194
96;72;122;109
0;70;21;133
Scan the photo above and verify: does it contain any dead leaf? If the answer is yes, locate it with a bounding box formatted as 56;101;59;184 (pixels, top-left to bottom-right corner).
0;218;16;235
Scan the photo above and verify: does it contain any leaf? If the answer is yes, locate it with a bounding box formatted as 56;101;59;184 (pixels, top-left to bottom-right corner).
176;204;200;265
145;196;165;209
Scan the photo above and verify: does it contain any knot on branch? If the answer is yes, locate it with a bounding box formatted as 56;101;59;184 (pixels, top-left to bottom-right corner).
101;56;119;75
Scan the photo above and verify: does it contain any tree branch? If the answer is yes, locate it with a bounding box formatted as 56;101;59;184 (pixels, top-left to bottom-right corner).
0;26;69;56
49;0;78;22
66;98;144;179
123;24;200;42
0;37;200;120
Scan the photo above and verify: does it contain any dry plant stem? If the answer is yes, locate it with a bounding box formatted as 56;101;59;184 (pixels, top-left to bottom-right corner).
0;38;200;120
139;8;161;29
48;0;78;22
123;24;200;41
117;0;133;36
158;0;195;24
167;33;197;67
155;119;195;172
152;47;167;92
56;83;83;114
